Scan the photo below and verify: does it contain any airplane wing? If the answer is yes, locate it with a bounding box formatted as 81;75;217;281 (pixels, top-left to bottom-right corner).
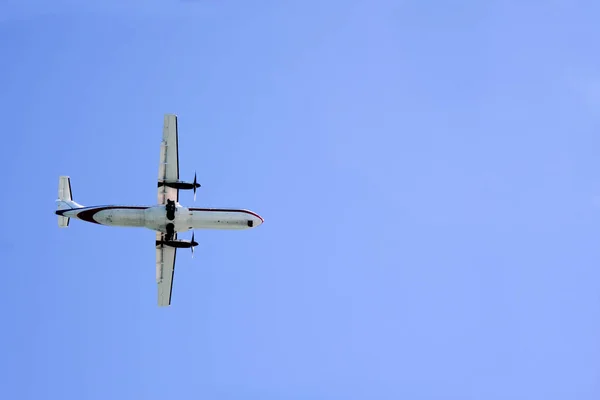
157;114;179;204
156;231;177;307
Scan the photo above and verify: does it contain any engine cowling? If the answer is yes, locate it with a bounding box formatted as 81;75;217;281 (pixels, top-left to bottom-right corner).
156;232;198;258
155;239;198;249
157;181;200;190
158;172;201;200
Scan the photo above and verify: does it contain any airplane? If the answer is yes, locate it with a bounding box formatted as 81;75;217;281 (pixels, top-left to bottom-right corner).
55;114;264;306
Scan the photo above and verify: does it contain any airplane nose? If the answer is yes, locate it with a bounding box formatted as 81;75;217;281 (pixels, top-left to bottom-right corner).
246;211;264;228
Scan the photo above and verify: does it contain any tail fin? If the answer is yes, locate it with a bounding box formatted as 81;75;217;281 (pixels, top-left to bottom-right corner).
58;176;73;202
56;176;82;228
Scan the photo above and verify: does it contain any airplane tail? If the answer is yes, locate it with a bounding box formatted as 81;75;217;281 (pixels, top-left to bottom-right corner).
56;176;82;228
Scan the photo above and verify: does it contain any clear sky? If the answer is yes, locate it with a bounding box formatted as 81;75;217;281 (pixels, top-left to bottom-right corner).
3;0;600;398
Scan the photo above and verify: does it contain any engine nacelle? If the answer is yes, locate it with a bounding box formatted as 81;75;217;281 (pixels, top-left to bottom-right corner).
158;173;201;201
157;181;200;190
156;239;198;249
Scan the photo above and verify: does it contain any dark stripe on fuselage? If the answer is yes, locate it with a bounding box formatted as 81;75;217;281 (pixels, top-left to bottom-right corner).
55;205;139;216
64;206;148;224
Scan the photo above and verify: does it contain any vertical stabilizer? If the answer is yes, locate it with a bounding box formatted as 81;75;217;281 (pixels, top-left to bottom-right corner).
58;176;72;202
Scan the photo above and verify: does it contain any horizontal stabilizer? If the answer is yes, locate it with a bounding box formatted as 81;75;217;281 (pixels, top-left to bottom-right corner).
56;175;81;228
58;215;70;228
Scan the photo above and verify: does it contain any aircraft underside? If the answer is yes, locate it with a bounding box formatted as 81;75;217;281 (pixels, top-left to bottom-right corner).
58;202;263;239
55;113;263;306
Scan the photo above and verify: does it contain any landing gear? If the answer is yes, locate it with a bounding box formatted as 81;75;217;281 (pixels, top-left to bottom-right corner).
166;199;176;221
165;223;175;241
164;200;176;241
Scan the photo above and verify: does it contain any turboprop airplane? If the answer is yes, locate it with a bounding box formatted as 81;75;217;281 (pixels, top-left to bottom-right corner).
55;114;264;306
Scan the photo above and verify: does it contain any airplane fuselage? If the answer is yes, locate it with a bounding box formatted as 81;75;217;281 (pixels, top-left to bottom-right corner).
57;203;264;234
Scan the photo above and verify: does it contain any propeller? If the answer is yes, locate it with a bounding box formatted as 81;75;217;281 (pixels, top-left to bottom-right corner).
193;171;201;201
190;231;198;258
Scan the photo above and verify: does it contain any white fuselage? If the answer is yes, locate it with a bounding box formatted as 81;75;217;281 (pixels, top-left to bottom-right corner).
58;202;263;234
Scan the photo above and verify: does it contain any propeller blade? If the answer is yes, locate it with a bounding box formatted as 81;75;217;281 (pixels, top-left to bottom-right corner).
191;232;196;258
193;171;197;201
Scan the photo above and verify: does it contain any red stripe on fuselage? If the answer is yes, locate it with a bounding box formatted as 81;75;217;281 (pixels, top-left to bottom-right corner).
188;208;264;222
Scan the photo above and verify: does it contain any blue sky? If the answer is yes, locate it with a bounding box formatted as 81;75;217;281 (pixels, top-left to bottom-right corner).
3;0;600;398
